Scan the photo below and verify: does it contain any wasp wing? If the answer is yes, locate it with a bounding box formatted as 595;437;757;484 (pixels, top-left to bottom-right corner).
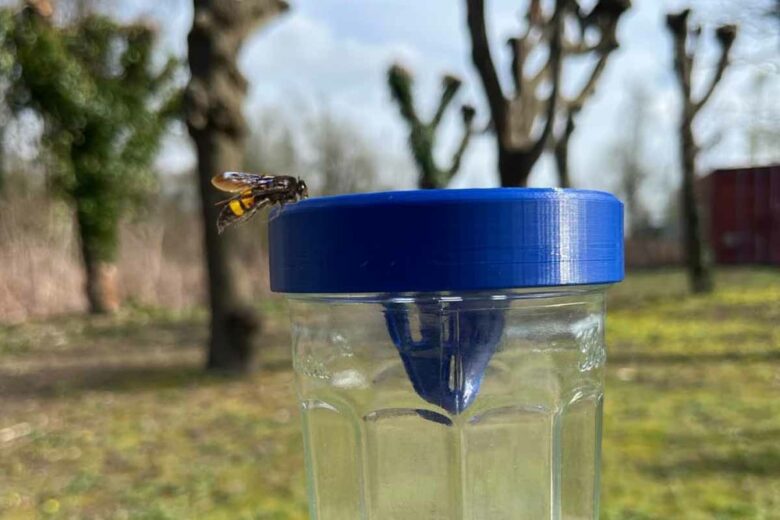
211;172;277;193
214;185;298;207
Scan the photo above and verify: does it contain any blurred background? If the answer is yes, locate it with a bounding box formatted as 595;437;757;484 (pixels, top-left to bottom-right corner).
0;0;778;518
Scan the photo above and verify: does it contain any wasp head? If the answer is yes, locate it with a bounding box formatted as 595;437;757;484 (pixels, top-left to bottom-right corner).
296;178;309;200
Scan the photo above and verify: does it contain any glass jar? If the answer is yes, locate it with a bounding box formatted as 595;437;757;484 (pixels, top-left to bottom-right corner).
269;189;623;520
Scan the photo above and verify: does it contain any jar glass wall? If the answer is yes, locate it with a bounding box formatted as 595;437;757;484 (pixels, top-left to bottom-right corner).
289;287;608;520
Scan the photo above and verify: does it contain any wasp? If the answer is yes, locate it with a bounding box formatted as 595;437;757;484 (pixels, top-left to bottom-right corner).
211;172;308;233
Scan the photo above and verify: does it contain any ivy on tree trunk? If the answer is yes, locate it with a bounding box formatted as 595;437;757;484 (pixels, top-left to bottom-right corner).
0;3;179;314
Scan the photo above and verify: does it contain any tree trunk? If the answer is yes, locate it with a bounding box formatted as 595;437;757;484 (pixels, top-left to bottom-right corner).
192;130;259;372
76;210;119;314
553;114;574;188
553;142;570;188
679;114;713;294
497;147;536;187
185;0;286;372
0;126;5;193
667;10;734;295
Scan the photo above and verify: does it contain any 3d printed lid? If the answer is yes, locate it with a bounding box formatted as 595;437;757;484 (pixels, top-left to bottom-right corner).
269;188;624;293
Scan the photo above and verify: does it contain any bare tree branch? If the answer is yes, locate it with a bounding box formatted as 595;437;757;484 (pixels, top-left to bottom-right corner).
432;74;463;129
547;0;628;187
527;53;553;92
466;0;507;139
694;24;737;112
527;0;543;27
387;64;420;126
449;105;476;175
507;37;524;95
569;50;610;110
583;0;630;47
562;41;602;54
527;0;564;167
667;10;693;100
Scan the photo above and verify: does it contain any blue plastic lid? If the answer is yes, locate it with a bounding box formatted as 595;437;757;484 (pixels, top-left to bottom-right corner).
269;188;623;293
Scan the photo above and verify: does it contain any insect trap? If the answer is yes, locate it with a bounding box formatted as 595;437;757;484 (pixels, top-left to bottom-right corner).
269;189;623;519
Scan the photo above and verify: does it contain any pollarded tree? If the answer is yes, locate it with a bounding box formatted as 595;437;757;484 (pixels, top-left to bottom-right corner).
388;64;476;189
464;0;629;187
666;9;737;294
0;2;179;313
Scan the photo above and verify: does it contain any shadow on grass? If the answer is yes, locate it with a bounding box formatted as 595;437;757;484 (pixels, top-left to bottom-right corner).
664;427;780;447
642;447;780;478
0;313;209;358
610;350;780;365
1;363;212;398
80;319;208;347
0;356;292;399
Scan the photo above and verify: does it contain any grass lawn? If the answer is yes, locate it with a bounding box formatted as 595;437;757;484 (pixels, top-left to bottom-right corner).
1;268;779;519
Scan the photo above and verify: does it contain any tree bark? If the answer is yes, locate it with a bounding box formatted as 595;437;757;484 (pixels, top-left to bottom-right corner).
0;128;4;194
497;148;536;187
553;141;569;189
76;208;120;314
554;112;575;188
80;246;118;314
185;0;287;372
679;113;713;293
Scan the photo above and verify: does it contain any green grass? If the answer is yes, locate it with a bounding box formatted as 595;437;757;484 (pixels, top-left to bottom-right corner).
1;268;778;519
602;268;780;519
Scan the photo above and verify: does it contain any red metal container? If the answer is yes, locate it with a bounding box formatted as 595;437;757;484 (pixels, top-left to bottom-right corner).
705;165;780;265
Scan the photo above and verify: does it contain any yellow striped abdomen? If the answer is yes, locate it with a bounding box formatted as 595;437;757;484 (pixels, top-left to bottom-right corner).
228;194;256;216
229;199;245;216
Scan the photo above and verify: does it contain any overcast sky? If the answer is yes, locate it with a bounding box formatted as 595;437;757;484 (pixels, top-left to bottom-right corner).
8;0;780;221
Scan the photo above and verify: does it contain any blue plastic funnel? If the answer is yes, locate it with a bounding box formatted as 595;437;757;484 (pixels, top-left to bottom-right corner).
384;299;506;414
